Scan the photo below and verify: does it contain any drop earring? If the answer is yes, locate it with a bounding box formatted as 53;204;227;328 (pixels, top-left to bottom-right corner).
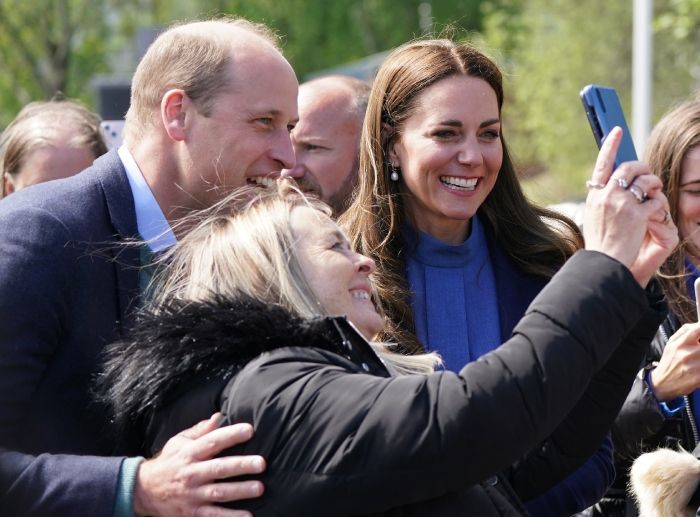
390;165;400;182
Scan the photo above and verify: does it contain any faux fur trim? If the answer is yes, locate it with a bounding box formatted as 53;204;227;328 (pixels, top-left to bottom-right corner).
630;447;700;517
96;297;349;445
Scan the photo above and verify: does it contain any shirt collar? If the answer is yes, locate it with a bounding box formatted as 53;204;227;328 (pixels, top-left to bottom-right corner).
118;145;177;253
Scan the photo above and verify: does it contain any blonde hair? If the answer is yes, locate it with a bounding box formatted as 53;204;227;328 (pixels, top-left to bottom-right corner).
150;180;440;374
1;97;107;196
123;16;280;143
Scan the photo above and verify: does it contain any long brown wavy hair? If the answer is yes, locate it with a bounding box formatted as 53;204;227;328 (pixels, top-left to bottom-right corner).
340;39;582;354
645;98;700;324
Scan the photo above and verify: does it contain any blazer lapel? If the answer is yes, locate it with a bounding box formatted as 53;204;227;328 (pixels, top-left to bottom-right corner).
94;150;141;330
483;221;548;341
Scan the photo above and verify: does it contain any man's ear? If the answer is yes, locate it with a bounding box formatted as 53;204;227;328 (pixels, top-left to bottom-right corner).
161;89;191;142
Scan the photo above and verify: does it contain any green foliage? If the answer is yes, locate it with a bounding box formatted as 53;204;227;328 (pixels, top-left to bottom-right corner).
206;0;482;78
653;0;700;118
0;0;485;127
3;0;700;207
657;0;700;39
481;0;700;204
0;0;117;127
481;0;634;204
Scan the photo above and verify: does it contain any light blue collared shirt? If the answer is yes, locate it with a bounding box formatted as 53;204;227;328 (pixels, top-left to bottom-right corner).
118;145;176;252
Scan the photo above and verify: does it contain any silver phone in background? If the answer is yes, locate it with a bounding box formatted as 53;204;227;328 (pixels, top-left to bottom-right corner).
580;84;638;168
99;120;125;150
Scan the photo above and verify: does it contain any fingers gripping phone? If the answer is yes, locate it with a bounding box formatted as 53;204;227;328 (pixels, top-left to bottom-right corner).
580;85;638;168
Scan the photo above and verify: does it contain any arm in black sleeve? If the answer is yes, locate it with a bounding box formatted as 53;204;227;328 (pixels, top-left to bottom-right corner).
219;251;659;514
612;320;675;459
508;278;666;500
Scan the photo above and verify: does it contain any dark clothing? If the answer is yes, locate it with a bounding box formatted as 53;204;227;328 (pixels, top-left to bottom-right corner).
0;150;139;515
485;220;549;346
102;251;665;516
407;219;615;514
614;314;698;456
596;313;699;516
485;224;615;515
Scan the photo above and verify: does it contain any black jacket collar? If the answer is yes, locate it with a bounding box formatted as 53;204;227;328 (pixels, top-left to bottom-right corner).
99;296;389;447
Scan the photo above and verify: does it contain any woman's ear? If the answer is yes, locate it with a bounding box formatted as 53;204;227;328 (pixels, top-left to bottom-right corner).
3;172;15;196
160;89;190;142
382;122;400;167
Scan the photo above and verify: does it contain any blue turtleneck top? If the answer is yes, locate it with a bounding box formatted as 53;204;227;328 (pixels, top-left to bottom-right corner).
404;214;501;371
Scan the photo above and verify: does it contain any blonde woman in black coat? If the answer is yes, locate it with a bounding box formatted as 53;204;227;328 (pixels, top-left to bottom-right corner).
100;138;675;515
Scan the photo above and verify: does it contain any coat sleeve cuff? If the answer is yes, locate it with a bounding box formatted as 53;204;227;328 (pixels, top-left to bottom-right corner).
645;369;686;417
113;457;145;517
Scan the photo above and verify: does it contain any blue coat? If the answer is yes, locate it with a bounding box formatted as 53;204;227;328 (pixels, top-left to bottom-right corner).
484;226;547;341
0;150;139;515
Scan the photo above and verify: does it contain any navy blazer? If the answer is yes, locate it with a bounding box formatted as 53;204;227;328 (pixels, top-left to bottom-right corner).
0;150;140;515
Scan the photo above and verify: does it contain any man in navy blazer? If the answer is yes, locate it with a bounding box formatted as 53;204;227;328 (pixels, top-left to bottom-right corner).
0;16;298;516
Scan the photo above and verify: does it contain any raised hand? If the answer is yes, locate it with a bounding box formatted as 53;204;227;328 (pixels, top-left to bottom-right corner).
651;323;700;401
583;127;677;286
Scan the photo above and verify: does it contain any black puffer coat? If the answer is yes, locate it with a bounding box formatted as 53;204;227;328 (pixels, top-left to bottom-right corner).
100;251;665;516
592;314;699;516
614;314;698;456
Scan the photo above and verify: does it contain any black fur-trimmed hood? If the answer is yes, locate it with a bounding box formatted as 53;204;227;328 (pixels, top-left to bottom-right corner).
96;296;361;446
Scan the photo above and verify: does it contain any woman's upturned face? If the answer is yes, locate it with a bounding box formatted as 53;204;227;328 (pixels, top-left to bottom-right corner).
291;206;384;339
678;145;700;258
389;74;503;244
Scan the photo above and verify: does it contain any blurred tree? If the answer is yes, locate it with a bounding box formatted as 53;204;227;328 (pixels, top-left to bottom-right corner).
0;0;115;126
480;0;700;204
0;0;488;127
653;0;700;117
198;0;484;79
480;0;633;204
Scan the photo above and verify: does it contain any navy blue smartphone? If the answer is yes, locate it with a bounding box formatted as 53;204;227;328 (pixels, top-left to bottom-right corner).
580;84;638;168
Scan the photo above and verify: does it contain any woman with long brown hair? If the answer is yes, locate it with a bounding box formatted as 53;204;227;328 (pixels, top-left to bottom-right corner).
341;38;633;515
607;97;700;515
